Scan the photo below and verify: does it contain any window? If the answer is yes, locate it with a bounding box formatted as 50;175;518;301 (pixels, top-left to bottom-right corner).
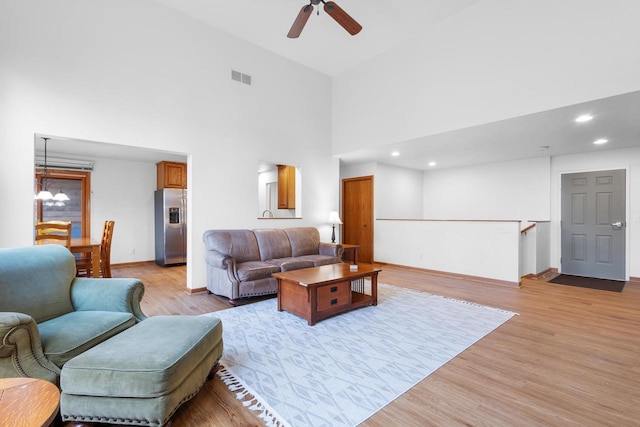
35;169;91;238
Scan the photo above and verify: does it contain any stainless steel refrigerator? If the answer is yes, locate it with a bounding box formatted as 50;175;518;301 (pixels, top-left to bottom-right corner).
154;188;187;266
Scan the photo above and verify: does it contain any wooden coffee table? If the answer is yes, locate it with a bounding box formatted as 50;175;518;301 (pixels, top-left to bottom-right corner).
0;377;60;426
273;263;381;325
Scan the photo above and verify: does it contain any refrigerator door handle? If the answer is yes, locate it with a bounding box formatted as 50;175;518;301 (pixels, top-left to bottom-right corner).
180;191;186;234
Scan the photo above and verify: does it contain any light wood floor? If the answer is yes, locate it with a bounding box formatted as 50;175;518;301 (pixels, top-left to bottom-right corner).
112;263;640;426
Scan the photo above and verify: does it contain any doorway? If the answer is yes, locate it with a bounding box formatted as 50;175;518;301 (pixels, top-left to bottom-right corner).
35;169;91;238
560;169;626;280
342;175;374;263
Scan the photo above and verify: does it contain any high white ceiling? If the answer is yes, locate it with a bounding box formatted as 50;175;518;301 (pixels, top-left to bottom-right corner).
151;0;640;170
40;1;640;170
152;0;481;76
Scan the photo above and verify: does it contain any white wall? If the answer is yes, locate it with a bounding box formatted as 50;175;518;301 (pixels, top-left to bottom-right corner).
535;222;551;274
340;162;377;181
376;164;423;219
334;0;640;281
340;162;423;219
520;221;551;277
90;157;159;264
0;0;337;289
422;157;550;220
333;0;640;155
520;228;535;277
551;147;640;279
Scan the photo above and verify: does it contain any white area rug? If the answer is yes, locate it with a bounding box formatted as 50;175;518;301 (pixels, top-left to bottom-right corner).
204;283;516;427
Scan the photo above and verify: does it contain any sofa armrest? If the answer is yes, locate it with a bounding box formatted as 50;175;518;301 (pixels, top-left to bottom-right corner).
0;312;61;383
205;250;240;281
70;278;147;322
205;250;232;270
319;242;343;257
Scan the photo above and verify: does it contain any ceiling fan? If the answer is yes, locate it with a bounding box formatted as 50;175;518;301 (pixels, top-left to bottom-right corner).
287;0;362;38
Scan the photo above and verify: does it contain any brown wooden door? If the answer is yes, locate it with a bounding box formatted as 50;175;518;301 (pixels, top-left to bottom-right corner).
342;176;374;263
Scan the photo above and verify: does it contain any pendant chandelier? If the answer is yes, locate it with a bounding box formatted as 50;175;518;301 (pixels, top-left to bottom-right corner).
35;137;70;206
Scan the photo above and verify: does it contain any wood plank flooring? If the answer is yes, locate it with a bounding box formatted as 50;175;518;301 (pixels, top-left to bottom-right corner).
112;262;640;426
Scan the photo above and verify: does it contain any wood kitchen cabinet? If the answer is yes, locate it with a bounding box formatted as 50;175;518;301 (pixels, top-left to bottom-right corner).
157;161;187;189
277;165;296;209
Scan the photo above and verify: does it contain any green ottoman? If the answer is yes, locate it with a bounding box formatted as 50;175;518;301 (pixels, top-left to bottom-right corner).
59;315;223;426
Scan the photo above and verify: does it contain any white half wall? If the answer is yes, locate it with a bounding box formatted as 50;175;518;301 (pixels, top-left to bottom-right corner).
375;219;521;284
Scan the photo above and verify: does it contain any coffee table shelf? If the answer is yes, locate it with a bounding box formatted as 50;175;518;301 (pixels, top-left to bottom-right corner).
273;263;381;326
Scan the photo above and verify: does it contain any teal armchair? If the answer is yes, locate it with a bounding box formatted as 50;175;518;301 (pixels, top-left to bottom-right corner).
0;244;146;384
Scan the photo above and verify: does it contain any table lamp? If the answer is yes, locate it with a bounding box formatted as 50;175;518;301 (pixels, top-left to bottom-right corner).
328;211;342;243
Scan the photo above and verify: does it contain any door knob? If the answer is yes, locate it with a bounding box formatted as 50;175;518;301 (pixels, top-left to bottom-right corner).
611;221;624;229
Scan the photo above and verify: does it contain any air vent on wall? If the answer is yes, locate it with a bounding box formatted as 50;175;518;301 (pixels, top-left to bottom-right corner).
35;156;94;171
231;69;252;86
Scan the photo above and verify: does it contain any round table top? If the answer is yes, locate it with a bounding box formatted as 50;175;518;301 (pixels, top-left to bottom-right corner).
0;377;60;427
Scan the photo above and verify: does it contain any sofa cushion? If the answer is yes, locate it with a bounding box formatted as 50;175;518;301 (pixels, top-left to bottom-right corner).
254;229;292;261
284;227;321;257
236;261;280;282
266;257;315;271
0;245;75;323
299;255;344;267
202;230;260;263
38;311;136;367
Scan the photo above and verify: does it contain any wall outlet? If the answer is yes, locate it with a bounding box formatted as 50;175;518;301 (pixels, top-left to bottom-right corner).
634;215;640;222
129;248;135;254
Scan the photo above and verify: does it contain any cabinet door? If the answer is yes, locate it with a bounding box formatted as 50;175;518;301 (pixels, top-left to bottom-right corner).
277;165;296;209
157;161;186;189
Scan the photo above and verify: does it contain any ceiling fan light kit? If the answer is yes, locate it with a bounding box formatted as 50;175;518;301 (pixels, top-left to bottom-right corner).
287;0;362;38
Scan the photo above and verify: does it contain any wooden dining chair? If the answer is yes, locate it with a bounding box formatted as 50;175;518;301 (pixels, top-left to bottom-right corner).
76;220;115;278
35;221;72;249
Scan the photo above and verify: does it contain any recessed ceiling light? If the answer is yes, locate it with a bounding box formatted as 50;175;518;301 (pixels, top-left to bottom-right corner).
593;138;608;145
391;151;400;157
575;114;594;123
428;161;437;167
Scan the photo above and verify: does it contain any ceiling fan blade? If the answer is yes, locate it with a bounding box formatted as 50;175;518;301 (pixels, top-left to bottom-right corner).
287;5;313;38
323;1;362;35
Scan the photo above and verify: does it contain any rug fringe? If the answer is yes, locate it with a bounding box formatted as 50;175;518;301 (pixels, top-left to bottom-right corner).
217;364;291;427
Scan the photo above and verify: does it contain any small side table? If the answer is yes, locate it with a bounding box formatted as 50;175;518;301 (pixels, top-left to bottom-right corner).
341;244;360;265
0;377;60;427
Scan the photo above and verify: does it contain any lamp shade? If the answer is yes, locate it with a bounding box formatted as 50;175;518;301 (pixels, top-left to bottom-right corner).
54;190;70;202
35;190;54;201
328;211;342;224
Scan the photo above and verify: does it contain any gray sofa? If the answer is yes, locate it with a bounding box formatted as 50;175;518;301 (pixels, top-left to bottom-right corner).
0;244;146;384
203;227;344;304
